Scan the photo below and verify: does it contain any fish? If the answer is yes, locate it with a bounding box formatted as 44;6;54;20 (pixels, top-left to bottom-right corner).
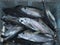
3;6;43;19
1;24;24;41
19;17;54;35
18;7;42;18
1;15;20;25
17;30;54;43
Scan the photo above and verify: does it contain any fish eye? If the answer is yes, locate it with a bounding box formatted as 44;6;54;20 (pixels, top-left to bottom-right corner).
21;20;23;22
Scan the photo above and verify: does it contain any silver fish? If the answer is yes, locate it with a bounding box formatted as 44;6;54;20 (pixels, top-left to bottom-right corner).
18;30;54;43
3;6;43;18
21;7;42;18
1;25;24;41
1;15;20;25
19;17;54;35
45;9;57;28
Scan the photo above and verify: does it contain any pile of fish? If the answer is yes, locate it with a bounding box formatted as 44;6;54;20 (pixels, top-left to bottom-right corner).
1;5;57;45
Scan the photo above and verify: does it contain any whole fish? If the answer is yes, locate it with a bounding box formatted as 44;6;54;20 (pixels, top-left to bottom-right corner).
17;30;54;43
19;17;54;35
